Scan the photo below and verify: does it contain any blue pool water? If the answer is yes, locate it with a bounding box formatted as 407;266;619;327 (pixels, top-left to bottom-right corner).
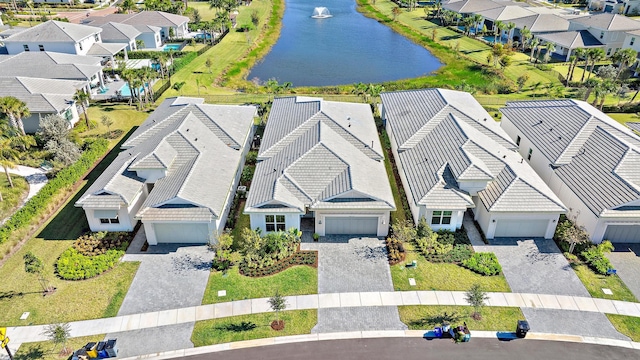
163;44;182;51
482;35;508;44
195;33;212;40
119;83;146;97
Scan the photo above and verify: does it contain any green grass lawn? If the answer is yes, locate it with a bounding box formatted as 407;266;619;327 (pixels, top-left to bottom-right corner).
231;201;251;248
192;310;317;346
380;132;407;225
15;335;106;360
399;305;523;331
571;264;638;303
187;1;220;21
607;314;640;342
0;176;29;222
391;242;511;292
79;103;151;147
607;113;640;126
202;265;317;304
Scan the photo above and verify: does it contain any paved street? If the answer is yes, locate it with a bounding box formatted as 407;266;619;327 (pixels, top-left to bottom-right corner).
178;338;640;360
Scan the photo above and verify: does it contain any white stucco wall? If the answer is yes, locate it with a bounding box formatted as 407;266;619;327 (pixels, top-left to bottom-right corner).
85;189;146;232
567;22;626;56
135;169;167;183
137;32;161;48
22;105;79;134
5;34;99;55
249;213;302;234
423;209;465;232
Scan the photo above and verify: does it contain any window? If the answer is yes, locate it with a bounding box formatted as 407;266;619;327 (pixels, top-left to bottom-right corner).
23;44;29;51
38;44;44;51
516;135;521;146
99;217;120;224
431;211;453;225
265;215;285;231
600;31;604;39
95;34;100;42
631;37;636;46
79;42;83;51
607;48;611;56
527;148;533;161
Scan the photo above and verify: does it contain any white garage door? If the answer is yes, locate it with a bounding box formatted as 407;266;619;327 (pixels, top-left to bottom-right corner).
604;225;640;243
494;219;548;238
153;223;210;243
325;217;378;235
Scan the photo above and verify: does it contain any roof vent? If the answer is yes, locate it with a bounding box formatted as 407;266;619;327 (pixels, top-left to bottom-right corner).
194;138;198;141
520;158;523;163
503;155;506;159
539;120;543;124
483;118;487;121
186;128;189;132
549;128;553;132
558;136;562;140
347;116;351;121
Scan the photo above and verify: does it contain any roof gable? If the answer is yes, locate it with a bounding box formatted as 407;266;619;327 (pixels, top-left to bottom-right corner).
5;20;101;43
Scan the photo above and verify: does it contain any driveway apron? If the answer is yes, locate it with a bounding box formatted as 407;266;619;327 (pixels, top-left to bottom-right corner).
607;243;640;301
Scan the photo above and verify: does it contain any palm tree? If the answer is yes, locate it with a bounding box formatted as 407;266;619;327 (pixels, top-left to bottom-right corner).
494;20;505;44
0;138;19;190
529;38;539;63
611;48;638;79
544;42;556;63
520;27;532;52
73;90;91;129
471;14;483;36
0;96;29;136
462;17;474;36
119;0;136;14
392;6;402;21
568;48;586;82
585;48;606;81
582;78;600;101
506;22;516;47
150;52;167;79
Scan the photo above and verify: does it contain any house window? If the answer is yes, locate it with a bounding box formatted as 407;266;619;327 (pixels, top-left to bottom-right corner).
99;217;120;224
431;211;453;225
631;37;636;46
607;48;612;56
527;148;533;161
38;44;44;51
23;44;29;51
265;215;285;231
600;31;604;39
516;135;521;146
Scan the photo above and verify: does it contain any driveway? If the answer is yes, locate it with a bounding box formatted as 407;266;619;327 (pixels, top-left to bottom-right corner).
105;227;213;357
302;234;407;333
607;243;640;301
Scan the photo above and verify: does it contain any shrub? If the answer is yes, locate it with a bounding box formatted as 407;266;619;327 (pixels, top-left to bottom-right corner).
73;231;131;256
580;241;614;275
245;151;258;165
0;139;109;245
241;165;255;183
240;228;302;270
56;248;124;280
416;234;453;256
462;252;502;276
171;52;198;73
386;236;406;265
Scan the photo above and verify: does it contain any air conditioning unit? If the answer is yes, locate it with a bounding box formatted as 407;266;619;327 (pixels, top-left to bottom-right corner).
237;186;247;194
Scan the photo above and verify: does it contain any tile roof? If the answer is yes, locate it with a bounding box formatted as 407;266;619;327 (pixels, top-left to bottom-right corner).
246;97;395;213
501;99;640;217
570;13;640;31
4;20;101;43
0;76;84;112
443;0;510;14
0;52;102;80
98;22;141;42
381;89;565;213
84;11;188;28
86;42;127;56
510;14;570;33
477;5;536;21
537;30;603;49
76;97;256;221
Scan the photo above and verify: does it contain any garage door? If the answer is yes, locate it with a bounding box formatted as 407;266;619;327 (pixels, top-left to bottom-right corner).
494;219;548;238
153;223;210;243
325;217;378;235
604;225;640;243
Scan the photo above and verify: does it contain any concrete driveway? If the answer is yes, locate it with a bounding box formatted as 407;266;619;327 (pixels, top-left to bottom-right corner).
607;243;640;301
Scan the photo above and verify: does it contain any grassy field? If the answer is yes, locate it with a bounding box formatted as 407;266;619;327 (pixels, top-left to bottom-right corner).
192;310;317;346
607;112;640;125
202;265;317;304
572;264;638;303
80;103;152;147
391;242;511;292
607;314;640;342
15;335;106;360
230;201;251;248
399;305;523;331
0;176;29;222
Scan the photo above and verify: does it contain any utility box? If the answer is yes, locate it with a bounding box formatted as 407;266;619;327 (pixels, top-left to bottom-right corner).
105;339;118;358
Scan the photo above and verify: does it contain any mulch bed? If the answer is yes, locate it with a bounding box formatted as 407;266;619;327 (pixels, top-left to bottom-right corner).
270;320;285;331
239;250;318;277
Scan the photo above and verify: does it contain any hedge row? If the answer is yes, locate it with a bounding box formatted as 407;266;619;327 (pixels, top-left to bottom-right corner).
0;139;110;245
171;51;198;73
127;50;189;59
239;250;317;277
462;252;502;276
56;248;124;280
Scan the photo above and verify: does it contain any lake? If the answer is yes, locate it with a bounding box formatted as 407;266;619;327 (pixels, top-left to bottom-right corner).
247;0;443;87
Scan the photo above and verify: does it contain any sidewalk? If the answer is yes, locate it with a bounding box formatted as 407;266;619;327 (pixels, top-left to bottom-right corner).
6;290;640;345
1;165;48;225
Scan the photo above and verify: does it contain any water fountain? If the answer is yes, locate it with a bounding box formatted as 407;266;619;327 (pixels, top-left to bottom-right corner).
311;7;332;19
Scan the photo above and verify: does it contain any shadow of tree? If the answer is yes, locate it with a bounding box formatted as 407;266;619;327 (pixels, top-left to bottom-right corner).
410;311;463;328
14;345;45;360
216;321;257;332
0;290;25;300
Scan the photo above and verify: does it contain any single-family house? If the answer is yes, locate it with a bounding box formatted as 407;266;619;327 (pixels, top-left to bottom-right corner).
500;100;640;243
2;20;103;56
244;97;396;237
75;97;257;244
97;22;142;51
380;89;566;239
477;5;536;38
568;13;640;56
0;76;83;133
536;30;604;61
510;14;570;43
443;0;507;16
83;11;189;42
588;0;640;15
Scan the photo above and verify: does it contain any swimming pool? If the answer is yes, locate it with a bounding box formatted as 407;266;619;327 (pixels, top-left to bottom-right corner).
119;83;146;97
163;43;182;51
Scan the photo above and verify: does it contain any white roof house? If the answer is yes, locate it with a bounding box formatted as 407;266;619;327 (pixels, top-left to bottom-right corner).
380;89;566;239
245;97;395;237
75;97;257;245
500;100;640;243
568;13;640;56
97;22;142;51
83;11;189;42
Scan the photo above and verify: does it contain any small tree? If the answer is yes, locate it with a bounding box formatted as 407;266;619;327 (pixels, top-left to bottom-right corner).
24;252;54;294
465;284;488;320
268;290;287;330
251;10;259;27
555;217;590;254
43;323;72;355
101;115;114;136
392;219;417;244
205;57;213;73
516;74;530;92
73;90;91;129
392;6;402;21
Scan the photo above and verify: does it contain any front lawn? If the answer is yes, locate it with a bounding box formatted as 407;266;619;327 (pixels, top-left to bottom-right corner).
15;335;105;360
391;242;511;292
80;103;151;147
572;263;637;302
606;314;640;342
607;113;640;126
399;305;523;331
202;265;317;304
0;176;29;222
191;310;317;346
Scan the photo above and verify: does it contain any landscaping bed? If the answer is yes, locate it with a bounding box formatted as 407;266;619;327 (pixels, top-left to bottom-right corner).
399;305;523;331
191;310;317;346
238;249;317;277
15;334;106;360
56;231;133;280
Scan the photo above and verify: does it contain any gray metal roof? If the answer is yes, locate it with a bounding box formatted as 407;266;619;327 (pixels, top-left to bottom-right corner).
381;89;565;213
570;13;640;31
443;0;509;14
98;22;141;42
477;5;535;21
511;14;570;33
4;20;101;43
502;99;640;217
0;52;102;80
627;122;640;134
0;76;84;112
84;11;188;27
537;30;603;49
246;97;395;213
76;97;256;222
